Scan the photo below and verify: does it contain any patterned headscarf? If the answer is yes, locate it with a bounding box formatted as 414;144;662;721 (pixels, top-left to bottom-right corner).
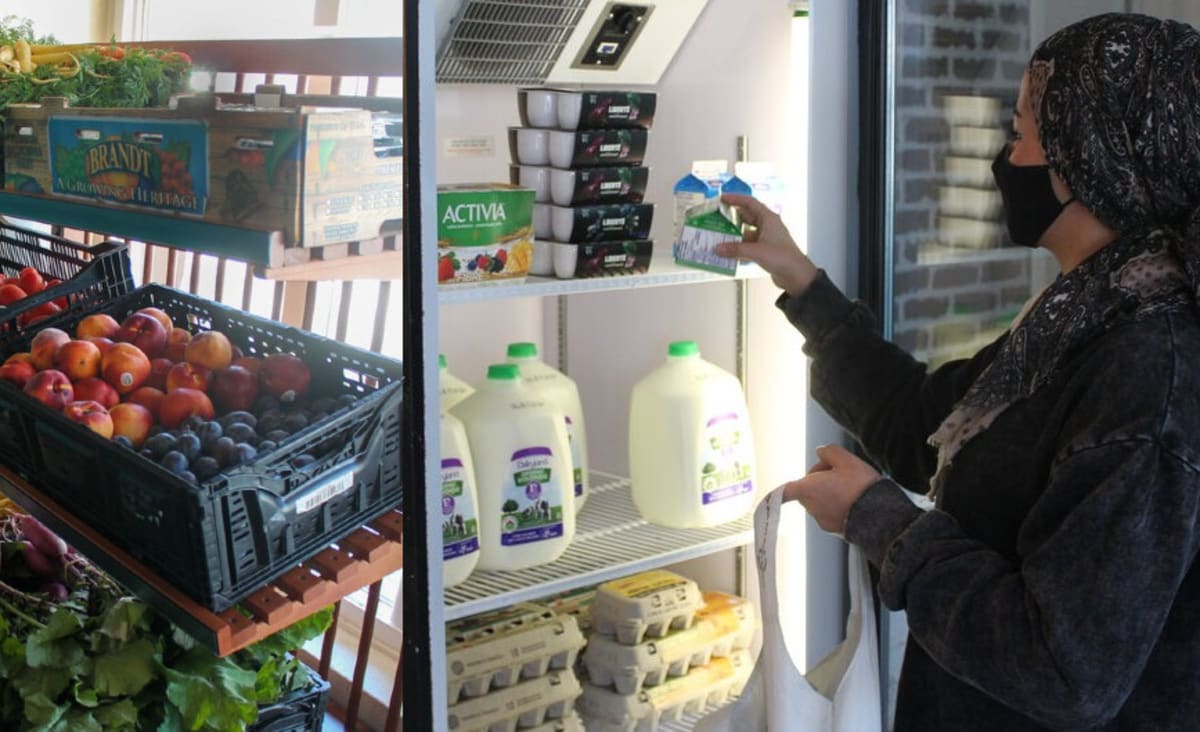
927;13;1200;500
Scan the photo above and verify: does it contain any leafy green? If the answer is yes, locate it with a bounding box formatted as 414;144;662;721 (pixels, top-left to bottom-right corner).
0;16;55;48
0;48;191;109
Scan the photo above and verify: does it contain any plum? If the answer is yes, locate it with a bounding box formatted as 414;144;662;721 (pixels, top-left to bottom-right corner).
176;433;202;463
211;436;239;467
220;410;257;429
283;412;309;433
224;422;258;446
264;429;290;444
256;439;277;453
234;443;257;465
195;421;223;451
160;450;190;475
191;456;221;481
253;395;280;415
112;435;135;450
144;432;178;459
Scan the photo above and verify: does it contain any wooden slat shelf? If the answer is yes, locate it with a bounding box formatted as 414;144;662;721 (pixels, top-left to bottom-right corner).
0;464;403;657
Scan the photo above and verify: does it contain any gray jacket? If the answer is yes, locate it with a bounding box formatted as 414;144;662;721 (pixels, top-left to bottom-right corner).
781;273;1200;731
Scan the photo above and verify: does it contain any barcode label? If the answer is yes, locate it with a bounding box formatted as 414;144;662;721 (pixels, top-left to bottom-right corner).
675;225;740;275
295;468;356;514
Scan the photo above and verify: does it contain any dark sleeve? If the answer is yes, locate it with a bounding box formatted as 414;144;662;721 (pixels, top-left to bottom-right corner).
845;440;1200;728
777;272;1005;490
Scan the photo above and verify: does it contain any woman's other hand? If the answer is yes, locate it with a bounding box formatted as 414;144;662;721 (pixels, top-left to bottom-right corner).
715;193;820;297
783;444;881;535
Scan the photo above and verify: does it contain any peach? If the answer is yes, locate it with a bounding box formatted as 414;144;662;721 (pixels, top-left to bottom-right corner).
166;361;211;393
4;352;35;367
159;387;214;429
84;336;116;357
136;307;173;333
72;377;120;409
210;365;259;413
115;313;167;358
259;353;312;400
62;400;113;439
101;343;151;395
30;328;71;371
184;331;233;371
24;369;73;410
0;360;36;389
53;339;102;381
75;313;121;340
146;358;173;391
109;402;154;448
125;386;165;421
231;356;261;375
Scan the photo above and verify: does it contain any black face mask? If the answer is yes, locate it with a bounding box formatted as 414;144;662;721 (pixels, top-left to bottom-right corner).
991;146;1073;247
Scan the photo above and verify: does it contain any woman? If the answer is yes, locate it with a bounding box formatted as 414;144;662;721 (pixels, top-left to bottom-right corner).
718;13;1200;731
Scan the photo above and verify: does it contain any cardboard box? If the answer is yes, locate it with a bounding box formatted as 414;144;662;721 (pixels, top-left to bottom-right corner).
437;183;535;285
2;95;403;248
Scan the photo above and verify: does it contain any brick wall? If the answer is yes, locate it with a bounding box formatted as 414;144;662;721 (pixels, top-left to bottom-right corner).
890;0;1041;365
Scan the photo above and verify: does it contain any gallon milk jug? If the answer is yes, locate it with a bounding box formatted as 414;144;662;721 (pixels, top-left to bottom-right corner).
506;342;590;513
440;410;481;587
629;340;757;528
452;364;576;571
440;354;474;412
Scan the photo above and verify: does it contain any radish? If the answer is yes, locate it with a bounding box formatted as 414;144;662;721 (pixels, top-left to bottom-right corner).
19;515;67;557
21;541;60;578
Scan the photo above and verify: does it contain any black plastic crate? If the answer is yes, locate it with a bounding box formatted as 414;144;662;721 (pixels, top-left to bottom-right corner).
249;663;331;732
0;225;131;477
0;282;403;611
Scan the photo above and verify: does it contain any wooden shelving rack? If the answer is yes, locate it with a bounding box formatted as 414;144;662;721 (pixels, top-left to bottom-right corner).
0;464;403;657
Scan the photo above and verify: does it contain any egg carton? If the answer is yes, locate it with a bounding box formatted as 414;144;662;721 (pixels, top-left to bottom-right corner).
524;711;586;732
447;669;583;732
447;603;587;703
590;570;705;646
544;586;596;633
583;592;757;694
577;650;754;732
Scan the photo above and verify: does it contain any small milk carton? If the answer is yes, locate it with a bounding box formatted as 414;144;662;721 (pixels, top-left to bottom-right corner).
437;183;535;285
673;201;750;276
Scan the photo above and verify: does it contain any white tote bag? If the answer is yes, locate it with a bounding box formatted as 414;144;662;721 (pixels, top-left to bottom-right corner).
698;484;882;732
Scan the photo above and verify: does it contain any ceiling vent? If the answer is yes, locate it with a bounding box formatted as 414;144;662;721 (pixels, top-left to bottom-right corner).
435;0;708;86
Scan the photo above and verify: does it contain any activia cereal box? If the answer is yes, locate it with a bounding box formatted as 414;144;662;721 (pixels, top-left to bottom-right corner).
437;183;535;285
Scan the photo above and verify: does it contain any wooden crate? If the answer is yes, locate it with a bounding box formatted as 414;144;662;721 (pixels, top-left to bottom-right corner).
2;94;403;249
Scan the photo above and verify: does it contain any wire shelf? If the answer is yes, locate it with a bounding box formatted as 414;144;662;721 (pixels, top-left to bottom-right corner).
443;471;754;621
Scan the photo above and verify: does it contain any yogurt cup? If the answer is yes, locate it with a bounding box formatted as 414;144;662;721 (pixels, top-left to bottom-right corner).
511;165;552;202
510;127;551;166
531;239;554;276
533;203;553;239
548;129;648;169
553;242;578;279
520;87;560;128
550;203;654;243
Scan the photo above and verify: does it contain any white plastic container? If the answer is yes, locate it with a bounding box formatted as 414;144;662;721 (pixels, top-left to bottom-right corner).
441;410;481;588
440;354;475;412
629;341;757;528
452;363;576;571
506;342;589;512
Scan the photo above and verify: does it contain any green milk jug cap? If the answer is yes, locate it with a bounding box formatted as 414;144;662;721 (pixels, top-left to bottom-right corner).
668;340;700;357
439;353;447;369
506;342;539;359
487;363;521;380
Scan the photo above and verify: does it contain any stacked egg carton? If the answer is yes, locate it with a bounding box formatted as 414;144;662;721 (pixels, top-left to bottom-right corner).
575;570;757;731
938;94;1006;250
446;602;588;732
510;88;656;279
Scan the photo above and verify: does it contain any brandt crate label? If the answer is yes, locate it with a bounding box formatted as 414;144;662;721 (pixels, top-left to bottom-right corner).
48;117;209;215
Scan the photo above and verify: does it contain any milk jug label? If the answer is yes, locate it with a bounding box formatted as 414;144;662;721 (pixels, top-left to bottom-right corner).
565;415;583;497
501;446;564;546
700;413;754;504
442;458;479;559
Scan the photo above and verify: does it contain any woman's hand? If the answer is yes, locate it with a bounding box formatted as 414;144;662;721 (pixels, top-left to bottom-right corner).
715;193;820;297
783;444;881;535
